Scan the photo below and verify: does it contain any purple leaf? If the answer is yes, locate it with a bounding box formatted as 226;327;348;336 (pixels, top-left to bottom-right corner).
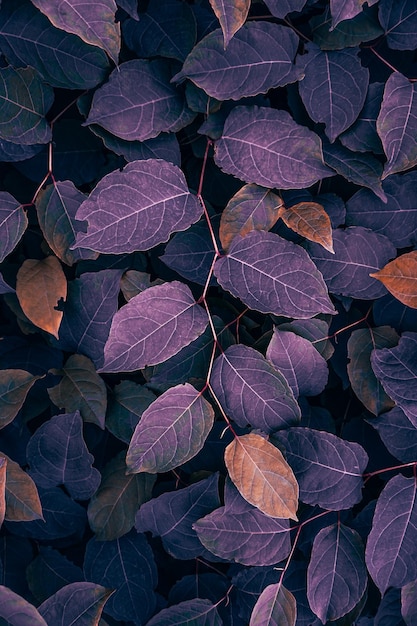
266;328;328;397
26;411;101;500
276;318;334;360
402;580;417;626
74;159;202;254
374;587;406;625
377;72;417;178
146;598;222;626
123;0;197;62
0;66;53;145
86;59;194;141
0;586;47;625
369;406;417;463
95;128;181;166
27;546;84;604
0;192;27;262
83;532;157;624
371;332;417;427
101;281;208;373
305;226;396;299
274;427;368;509
135;473;220;560
0;0;110;90
297;44;369;142
232;567;280;623
365;474;417;593
126;383;214;474
263;0;307;18
0;273;14;294
210;344;300;433
307;523;367;622
174;23;300;100
194;479;291;566
106;380;156;443
214;230;336;318
330;0;379;28
340;82;384;154
31;0;120;64
214;106;333;189
0;138;43;162
38;582;113;625
379;0;417;50
346;171;417;247
208;0;250;48
249;584;296;626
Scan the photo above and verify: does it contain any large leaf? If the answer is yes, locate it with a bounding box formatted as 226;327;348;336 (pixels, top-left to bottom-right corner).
214;106;333;189
0;369;42;430
209;0;250;47
278;201;334;253
297;44;369;142
379;0;417;50
366;474;417;593
249;584;296;626
86;59;194;141
0;586;47;626
0;192;27;263
371;252;417;309
126;383;214;474
307;524;367;622
377;72;417;178
274;427;368;510
174;23;300;100
210;344;300;433
101;281;208;373
214;230;335;318
31;0;120;64
73;159;202;254
38;582;113;626
146;598;222;626
225;432;299;520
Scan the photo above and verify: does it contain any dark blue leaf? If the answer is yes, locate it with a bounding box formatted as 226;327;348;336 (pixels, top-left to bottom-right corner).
402;580;417;626
0;138;42;162
0;536;33;598
117;0;139;20
146;598;222;626
297;44;369;142
94;129;181;166
38;582;113;626
330;0;379;28
263;0;307;18
310;7;384;51
26;546;84;604
135;473;220;560
373;293;417;333
0;192;27;263
168;573;229;607
375;587;406;626
232;567;280;623
340;82;384;153
84;531;157;624
106;380;156;443
369;406;417;463
379;0;417;50
306;226;396;299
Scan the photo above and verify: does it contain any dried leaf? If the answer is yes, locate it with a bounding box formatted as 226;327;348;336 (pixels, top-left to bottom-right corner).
278;202;334;253
370;251;417;308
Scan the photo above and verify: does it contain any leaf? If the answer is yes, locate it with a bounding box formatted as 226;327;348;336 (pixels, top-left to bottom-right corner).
194;479;291;566
214;106;333;189
4;455;43;522
0;369;42;430
340;81;384;153
369;406;417;463
402;579;417;626
305;226;396;300
0;66;53;145
126;383;214;474
83;532;157;624
48;354;107;428
106;380;156;443
370;252;417;309
209;0;250;47
249;584;296;626
174;23;300;100
214;230;336;318
307;523;367;622
371;332;417;427
377;72;417;178
297;44;369;142
26;411;101;500
225;432;299;520
0;458;7;528
220;184;283;252
266;328;329;397
38;582;113;626
36;181;98;266
135;473;221;560
274;427;368;510
278;201;334;253
210;344;301;433
101;281;208;373
117;0;139;20
16;256;67;339
0;192;27;263
73;159;202;254
365;474;417;593
31;0;120;64
0;0;110;90
88;451;155;541
347;326;399;415
330;0;379;29
0;586;47;626
379;0;417;50
86;59;194;141
146;598;222;626
311;7;384;50
27;546;84;604
263;0;307;19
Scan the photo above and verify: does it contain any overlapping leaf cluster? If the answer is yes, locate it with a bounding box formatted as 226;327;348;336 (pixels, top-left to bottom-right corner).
0;0;417;624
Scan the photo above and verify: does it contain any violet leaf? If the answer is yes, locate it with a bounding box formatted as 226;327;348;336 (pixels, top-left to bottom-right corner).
38;582;113;625
249;584;296;626
145;598;222;626
0;192;28;263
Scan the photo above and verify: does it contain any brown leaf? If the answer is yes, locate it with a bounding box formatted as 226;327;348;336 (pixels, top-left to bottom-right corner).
0;457;6;527
3;454;43;522
370;251;417;308
16;256;67;338
224;432;299;520
278;202;334;253
209;0;251;48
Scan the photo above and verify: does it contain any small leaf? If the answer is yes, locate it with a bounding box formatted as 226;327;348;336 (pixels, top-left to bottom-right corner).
16;256;67;339
370;252;417;309
0;192;28;263
224;433;299;520
146;598;222;626
126;383;214;474
278;201;334;253
38;582;114;626
209;0;250;47
0;369;43;430
4;455;43;522
31;0;121;64
249;584;296;626
0;586;47;626
106;380;156;443
263;0;307;19
0;458;6;528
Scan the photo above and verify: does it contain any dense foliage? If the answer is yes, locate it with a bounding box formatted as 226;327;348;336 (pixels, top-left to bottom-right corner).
0;0;417;624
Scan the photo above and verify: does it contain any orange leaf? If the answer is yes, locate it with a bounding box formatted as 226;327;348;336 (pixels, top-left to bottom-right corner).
370;251;417;308
224;432;299;520
16;256;67;339
278;202;334;253
209;0;251;48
